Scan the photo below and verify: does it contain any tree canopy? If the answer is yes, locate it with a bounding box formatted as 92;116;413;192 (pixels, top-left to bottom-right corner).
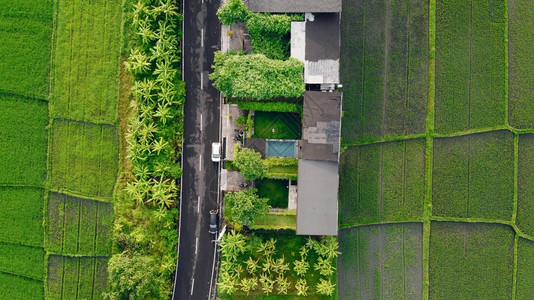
210;51;305;100
226;188;270;227
233;147;268;180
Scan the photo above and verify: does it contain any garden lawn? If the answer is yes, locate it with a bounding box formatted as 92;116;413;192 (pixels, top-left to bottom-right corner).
49;120;119;199
0;0;53;98
46;192;113;256
0;95;49;186
429;222;514;299
338;139;425;226
51;0;121;124
435;0;506;133
340;0;428;143
252;111;301;140
252;213;296;230
432;130;514;220
0;187;44;247
256;179;289;208
338;223;423;300
517;134;534;236
508;0;534;128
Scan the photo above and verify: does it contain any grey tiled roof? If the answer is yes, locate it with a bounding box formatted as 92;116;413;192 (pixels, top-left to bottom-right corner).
248;0;342;13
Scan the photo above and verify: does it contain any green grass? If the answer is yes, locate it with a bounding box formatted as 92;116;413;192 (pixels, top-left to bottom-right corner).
340;0;429;143
429;222;514;299
46;192;114;256
435;0;506;133
337;223;423;299
516;134;534;236
508;0;534;128
0;243;44;280
0;272;43;300
0;95;49;186
49;120;119;199
252;111;301;140
432;131;514;220
339;139;425;226
0;0;53;98
252;213;296;230
0;187;43;246
256;179;289;208
516;238;534;298
51;0;121;124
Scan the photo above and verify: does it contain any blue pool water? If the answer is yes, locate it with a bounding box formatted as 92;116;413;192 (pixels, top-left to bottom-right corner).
267;140;296;157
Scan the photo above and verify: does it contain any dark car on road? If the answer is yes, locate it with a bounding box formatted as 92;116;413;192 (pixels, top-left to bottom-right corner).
209;209;218;235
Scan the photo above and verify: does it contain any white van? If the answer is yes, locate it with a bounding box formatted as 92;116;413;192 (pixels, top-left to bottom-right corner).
211;142;221;162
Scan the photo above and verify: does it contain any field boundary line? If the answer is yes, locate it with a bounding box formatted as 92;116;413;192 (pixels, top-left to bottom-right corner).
512;233;518;300
47;188;112;204
0;184;45;189
44;252;110;259
422;0;436;298
0;91;49;103
0;270;44;283
381;0;390;139
342;133;427;147
0;240;44;249
504;0;509;127
50;117;119;128
512;134;519;223
430;216;513;226
339;220;424;230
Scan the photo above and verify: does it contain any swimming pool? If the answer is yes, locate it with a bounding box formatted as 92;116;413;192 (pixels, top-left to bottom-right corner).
266;140;297;157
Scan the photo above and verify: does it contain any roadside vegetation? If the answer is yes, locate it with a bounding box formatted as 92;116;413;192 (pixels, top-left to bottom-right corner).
105;0;185;298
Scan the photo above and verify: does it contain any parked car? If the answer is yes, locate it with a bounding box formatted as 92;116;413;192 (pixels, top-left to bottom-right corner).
209;209;218;235
211;142;221;162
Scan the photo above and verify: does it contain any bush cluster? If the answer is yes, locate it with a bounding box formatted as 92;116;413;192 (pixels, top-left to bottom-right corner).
106;0;184;298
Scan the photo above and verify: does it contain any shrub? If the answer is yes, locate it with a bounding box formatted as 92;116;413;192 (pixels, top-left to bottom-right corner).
216;0;250;25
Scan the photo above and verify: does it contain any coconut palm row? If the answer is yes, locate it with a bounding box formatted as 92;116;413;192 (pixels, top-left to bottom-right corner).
125;0;184;211
217;231;338;296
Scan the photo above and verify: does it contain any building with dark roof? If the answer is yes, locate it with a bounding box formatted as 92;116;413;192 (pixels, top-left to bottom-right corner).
247;0;342;13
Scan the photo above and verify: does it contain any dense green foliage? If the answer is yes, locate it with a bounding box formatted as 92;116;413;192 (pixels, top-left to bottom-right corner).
256;179;289;209
233;147;267;180
432;131;514;219
46;193;113;255
0;187;44;247
216;0;250;25
0;95;49;186
234;99;302;113
338;139;425;226
226;188;270;227
508;0;534;128
252;111;301;139
340;0;428;143
51;0;122;124
0;0;53;98
0;273;43;300
218;230;338;297
105;253;168;299
435;0;506;133
429;222;514;299
109;0;185;297
517;238;534;298
210;51;304;100
338;223;423;299
47;255;108;300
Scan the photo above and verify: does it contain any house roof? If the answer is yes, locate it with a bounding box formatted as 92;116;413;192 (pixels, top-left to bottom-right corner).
296;159;338;235
247;0;342;13
244;138;267;158
299;91;342;162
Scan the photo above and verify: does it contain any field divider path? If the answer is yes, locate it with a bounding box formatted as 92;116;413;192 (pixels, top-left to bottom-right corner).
339;219;424;230
0;270;43;283
382;0;391;138
512;233;519;299
360;2;367;140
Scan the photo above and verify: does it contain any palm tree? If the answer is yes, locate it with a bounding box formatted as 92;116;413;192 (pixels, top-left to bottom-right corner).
239;277;257;295
218;271;239;295
152;137;168;155
259;273;274;295
245;257;258;274
299;244;309;258
316;278;335;296
137;21;156;45
322;236;341;259
219;231;247;261
314;257;334;276
276;275;290;294
154;103;172;125
272;256;289;275
293;258;309;276
295;278;308;296
261;256;274;274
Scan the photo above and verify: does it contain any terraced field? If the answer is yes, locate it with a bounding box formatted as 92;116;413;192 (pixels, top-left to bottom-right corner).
0;0;121;298
339;0;534;298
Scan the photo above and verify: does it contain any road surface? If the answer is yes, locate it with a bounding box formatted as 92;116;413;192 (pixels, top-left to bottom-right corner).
173;0;221;299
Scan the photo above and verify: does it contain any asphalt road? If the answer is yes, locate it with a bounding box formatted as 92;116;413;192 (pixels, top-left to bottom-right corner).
173;0;221;299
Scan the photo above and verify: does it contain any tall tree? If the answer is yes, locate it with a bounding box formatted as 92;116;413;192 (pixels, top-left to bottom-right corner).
226;188;270;227
233;147;267;180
